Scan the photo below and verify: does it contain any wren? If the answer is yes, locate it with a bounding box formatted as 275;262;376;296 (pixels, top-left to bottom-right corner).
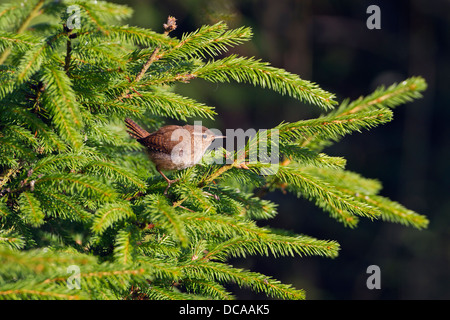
125;118;224;193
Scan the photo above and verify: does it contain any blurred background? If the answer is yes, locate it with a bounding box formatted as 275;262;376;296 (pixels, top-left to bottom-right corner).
112;0;449;299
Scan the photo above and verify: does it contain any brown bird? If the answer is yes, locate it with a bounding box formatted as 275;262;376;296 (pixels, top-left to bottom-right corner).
125;118;224;193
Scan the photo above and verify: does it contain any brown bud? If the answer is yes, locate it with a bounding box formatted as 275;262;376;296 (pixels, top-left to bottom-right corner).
163;16;177;33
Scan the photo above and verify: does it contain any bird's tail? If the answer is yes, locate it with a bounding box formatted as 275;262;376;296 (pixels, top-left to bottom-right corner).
125;118;149;139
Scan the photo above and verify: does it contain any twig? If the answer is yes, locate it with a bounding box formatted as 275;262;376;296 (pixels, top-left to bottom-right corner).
64;29;73;74
117;16;177;101
198;162;236;188
178;205;194;212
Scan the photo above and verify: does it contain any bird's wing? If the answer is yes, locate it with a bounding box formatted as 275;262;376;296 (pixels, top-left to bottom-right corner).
139;126;184;153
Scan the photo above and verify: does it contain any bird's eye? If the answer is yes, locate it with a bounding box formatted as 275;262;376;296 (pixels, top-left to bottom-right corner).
202;134;208;139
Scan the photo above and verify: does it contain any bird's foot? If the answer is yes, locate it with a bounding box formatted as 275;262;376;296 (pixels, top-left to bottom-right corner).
163;178;180;195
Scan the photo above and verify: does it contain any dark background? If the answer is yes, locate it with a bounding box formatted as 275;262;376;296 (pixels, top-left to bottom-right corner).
112;0;450;299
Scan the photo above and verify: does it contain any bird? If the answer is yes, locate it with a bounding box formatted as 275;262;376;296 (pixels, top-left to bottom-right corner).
125;118;225;193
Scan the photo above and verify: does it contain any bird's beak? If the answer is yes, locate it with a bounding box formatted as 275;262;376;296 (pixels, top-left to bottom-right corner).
214;135;226;140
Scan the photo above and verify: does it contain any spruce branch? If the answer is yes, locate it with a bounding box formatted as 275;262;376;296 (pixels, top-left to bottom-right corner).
143;194;189;247
163;21;252;59
302;77;428;150
279;108;394;144
183;261;306;300
18;191;45;227
3;106;67;152
311;168;429;229
0;0;44;64
363;195;429;229
0;228;26;250
114;227;137;264
0;32;39;52
83;159;147;191
0;288;84;300
106;25;178;48
40;65;84;149
193;54;336;109
35;173;118;201
182;278;234;300
336;76;427;116
213;187;278;220
15;39;50;84
91;202;135;235
203;234;340;262
182;212;270;240
41;191;91;222
126;90;217;120
275;165;379;227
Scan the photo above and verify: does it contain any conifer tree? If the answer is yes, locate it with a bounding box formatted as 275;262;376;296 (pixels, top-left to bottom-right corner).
0;0;428;299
